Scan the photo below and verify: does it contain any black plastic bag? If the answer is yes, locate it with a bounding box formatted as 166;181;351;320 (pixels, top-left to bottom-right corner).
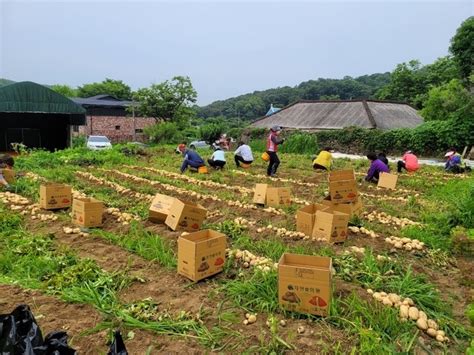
107;330;128;355
0;304;76;354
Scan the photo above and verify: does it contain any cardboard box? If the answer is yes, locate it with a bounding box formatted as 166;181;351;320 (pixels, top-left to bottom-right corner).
312;209;350;243
322;196;363;217
253;183;268;205
148;193;177;223
72;198;104;227
266;187;292;207
252;184;292;207
378;172;398;190
39;183;72;210
328;169;358;203
278;253;332;317
177;229;227;282
165;199;207;232
1;168;15;184
296;204;328;236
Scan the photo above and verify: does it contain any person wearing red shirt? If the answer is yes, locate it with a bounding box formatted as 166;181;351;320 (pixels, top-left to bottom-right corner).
266;126;284;176
397;150;420;173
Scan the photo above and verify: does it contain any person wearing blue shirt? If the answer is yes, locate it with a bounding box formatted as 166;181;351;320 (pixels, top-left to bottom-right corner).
179;146;205;173
208;147;226;170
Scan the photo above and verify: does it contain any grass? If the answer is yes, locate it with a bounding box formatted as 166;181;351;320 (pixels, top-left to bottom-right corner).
93;222;176;269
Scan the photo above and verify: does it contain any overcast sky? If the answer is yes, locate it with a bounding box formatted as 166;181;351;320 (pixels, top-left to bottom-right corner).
0;1;471;105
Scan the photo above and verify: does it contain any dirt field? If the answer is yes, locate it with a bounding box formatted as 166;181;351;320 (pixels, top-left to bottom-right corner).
0;146;472;354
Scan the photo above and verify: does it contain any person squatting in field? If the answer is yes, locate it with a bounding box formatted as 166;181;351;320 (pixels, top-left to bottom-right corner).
313;148;333;171
266;126;284;177
0;154;14;190
365;152;389;183
179;145;205;173
208;147;226;170
397;150;420;173
444;149;469;173
234;141;254;167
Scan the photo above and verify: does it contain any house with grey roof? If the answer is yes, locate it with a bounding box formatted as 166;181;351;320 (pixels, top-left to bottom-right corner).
251;100;424;131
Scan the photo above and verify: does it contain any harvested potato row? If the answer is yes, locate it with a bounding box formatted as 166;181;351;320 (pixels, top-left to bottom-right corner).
367;289;448;343
133;165;254;195
359;192;408;202
233;169;318;188
99;169;286;216
364;211;421;228
77;171;154;201
384;236;425;251
348;226;379;238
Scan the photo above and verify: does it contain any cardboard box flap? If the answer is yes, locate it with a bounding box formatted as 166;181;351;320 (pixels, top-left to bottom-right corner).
328;169;356;182
150;194;176;212
253;184;268;204
298;203;328;215
278;253;332;282
377;172;398;190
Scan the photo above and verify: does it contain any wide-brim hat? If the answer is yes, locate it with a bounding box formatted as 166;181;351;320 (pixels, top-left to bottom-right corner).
444;151;455;157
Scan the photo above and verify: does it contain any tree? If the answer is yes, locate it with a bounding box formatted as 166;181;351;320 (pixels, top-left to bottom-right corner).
50;84;78;97
77;78;132;100
132;76;197;125
450;16;474;82
421;79;473;121
376;60;428;108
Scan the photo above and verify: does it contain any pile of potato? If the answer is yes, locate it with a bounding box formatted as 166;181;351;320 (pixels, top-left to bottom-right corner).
384;236;425;251
63;226;89;237
365;211;420;227
367;289;448;342
242;313;257;325
262;206;284;215
233;217;256;227
1;192;59;222
227;248;277;272
106;207;140;225
348;226;378;238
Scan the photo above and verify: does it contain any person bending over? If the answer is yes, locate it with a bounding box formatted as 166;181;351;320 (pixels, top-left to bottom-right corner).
234;141;254;167
365;152;389;183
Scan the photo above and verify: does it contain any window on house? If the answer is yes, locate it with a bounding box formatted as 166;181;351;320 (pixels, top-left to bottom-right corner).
135;129;143;133
72;125;79;132
115;125;120;130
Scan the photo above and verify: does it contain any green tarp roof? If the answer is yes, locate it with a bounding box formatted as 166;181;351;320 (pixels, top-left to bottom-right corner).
0;81;86;115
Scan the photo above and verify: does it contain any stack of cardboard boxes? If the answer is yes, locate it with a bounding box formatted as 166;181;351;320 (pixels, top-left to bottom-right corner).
253;184;292;207
148;193;207;232
296;169;362;243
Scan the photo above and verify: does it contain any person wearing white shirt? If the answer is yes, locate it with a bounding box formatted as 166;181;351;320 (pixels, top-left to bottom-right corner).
208;147;226;169
234;142;254;167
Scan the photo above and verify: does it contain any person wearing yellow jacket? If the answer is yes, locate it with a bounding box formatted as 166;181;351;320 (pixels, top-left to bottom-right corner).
313;148;333;171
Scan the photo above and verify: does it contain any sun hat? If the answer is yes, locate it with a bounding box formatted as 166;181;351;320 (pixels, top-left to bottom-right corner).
444;151;455;157
406;150;412;154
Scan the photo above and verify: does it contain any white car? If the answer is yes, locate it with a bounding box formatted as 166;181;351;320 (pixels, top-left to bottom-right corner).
86;136;112;150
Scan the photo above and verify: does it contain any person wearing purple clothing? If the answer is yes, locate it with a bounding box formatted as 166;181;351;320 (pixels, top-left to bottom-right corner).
365;152;390;183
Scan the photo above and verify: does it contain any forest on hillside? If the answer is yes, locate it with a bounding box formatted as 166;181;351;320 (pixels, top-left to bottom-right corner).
196;73;391;120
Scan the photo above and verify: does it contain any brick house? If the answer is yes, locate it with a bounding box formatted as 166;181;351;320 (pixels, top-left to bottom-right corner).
71;95;156;143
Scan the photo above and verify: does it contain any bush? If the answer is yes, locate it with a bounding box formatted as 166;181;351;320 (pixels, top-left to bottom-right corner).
72;135;86;148
199;123;226;143
144;122;183;144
